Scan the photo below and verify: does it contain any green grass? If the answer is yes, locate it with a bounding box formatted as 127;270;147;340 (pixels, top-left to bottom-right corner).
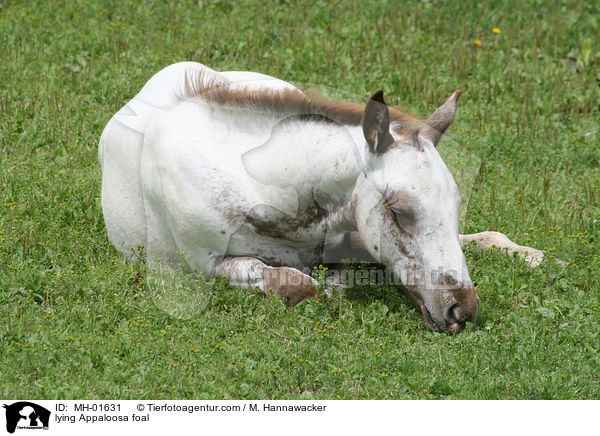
1;0;599;399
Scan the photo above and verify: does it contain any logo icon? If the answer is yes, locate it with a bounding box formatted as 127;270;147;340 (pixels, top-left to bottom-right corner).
3;402;50;434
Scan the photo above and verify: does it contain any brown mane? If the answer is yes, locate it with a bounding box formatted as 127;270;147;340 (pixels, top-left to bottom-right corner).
177;69;418;132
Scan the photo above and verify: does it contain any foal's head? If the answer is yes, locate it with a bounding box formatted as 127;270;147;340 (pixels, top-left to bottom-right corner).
353;90;479;333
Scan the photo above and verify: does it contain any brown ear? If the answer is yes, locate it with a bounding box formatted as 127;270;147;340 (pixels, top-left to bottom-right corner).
422;90;461;146
363;90;394;154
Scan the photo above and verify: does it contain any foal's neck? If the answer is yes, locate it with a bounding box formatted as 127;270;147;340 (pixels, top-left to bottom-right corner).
269;120;363;234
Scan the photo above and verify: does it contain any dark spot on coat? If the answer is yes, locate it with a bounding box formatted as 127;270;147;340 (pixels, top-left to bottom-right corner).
244;203;328;241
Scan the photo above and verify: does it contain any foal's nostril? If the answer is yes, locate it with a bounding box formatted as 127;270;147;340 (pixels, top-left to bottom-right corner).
444;302;460;325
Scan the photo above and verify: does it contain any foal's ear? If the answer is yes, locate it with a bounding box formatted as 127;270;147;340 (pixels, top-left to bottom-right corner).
422;90;461;147
363;90;394;154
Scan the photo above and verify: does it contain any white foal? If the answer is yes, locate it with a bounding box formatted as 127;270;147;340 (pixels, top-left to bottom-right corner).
99;62;545;332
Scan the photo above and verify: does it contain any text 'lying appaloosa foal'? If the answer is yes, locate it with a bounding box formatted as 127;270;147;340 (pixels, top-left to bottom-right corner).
100;62;547;333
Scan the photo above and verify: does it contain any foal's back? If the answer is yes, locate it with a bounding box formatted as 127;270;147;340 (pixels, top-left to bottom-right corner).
99;62;295;259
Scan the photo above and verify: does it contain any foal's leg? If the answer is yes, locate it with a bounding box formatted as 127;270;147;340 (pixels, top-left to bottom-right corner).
459;231;547;267
214;256;317;306
337;230;555;268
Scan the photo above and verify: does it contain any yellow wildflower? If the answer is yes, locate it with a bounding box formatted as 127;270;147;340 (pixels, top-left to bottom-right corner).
492;28;501;34
474;39;482;46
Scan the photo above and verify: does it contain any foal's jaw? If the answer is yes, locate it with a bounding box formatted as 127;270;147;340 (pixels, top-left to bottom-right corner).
390;249;479;333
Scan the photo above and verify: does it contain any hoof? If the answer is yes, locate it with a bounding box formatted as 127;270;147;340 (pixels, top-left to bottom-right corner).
263;267;318;306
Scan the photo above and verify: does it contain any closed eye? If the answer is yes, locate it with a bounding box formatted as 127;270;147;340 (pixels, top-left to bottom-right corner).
391;207;415;228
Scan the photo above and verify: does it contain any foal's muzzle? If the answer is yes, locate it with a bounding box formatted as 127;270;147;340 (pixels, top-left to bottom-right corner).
417;286;479;333
440;287;480;333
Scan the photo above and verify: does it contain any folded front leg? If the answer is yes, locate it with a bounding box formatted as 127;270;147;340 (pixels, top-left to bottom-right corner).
214;256;317;305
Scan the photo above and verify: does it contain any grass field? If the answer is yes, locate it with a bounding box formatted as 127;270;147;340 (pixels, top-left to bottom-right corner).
1;0;599;399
